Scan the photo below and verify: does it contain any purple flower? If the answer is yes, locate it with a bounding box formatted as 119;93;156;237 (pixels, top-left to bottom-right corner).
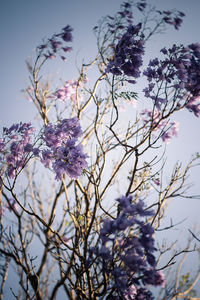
91;195;164;298
55;80;84;103
186;96;200;117
24;143;33;152
43;117;82;149
136;1;147;12
41;149;53;168
62;46;72;53
37;24;73;61
105;24;145;82
144;43;200;117
50;39;62;52
153;178;160;186
161;121;179;143
141;109;179;143
123;285;137;299
53;142;88;180
60;55;66;61
161;10;185;30
0;122;39;179
135;288;154;300
143;269;166;287
61;25;73;42
99;245;111;259
41;118;87;180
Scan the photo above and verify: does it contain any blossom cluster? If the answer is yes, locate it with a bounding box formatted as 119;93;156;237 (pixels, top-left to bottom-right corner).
55;80;84;103
105;23;145;81
95;0;147;37
105;0;146;33
117;2;134;22
143;43;200;117
0;118;88;181
0;123;39;179
104;3;185;83
94;1;133;35
160;9;185;30
41;117;88;180
91;195;165;299
141;109;179;143
37;25;73;61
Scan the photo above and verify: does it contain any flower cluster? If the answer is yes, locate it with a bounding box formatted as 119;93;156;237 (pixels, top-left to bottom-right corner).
37;25;73;61
159;10;185;30
95;0;147;36
41;117;87;180
105;23;145;81
117;3;133;21
0;123;39;179
143;43;200;117
141;109;179;143
95;1;134;35
136;1;147;12
0;119;88;181
91;195;165;299
124;286;155;300
55;80;84;103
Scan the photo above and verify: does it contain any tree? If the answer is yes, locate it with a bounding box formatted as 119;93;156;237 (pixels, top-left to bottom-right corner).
0;0;200;299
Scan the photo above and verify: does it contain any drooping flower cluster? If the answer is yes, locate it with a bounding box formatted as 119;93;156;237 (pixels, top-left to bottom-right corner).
95;0;147;36
94;2;133;34
136;1;147;12
105;23;145;81
0;118;88;181
0;123;39;179
41;117;88;180
37;25;73;61
91;195;165;299
159;9;185;30
117;2;134;22
55;80;84;103
143;43;200;117
141;109;179;143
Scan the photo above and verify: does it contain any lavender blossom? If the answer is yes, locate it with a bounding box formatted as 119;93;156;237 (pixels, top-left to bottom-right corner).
141;109;179;143
143;43;200;117
161;10;185;30
105;24;145;81
37;24;73;61
0;122;39;179
55;80;84;103
41;118;87;180
90;195;165;298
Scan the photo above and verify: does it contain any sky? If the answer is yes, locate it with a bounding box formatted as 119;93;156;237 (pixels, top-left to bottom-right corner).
1;0;200;297
1;0;200;221
1;0;200;126
1;0;200;128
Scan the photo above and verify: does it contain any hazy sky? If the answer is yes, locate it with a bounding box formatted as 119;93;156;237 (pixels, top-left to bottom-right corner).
1;0;200;127
0;3;200;215
0;0;200;224
1;0;200;210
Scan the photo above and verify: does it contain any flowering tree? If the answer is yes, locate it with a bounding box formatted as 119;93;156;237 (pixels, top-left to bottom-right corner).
0;1;200;299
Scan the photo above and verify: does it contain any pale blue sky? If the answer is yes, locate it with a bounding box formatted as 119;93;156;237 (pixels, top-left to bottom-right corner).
1;0;200;127
1;0;200;233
